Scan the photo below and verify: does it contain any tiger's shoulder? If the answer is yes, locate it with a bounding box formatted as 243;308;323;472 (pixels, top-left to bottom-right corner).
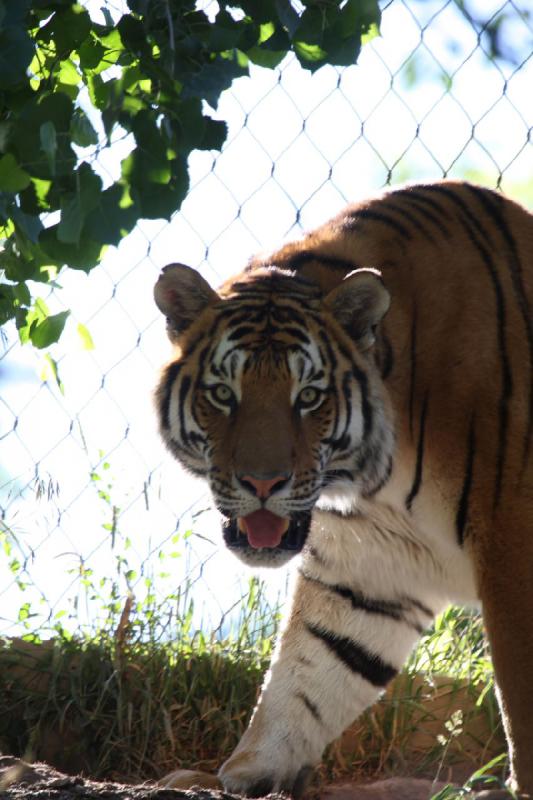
245;180;533;296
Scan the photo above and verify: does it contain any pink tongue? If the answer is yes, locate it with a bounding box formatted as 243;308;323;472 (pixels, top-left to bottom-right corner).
240;509;288;549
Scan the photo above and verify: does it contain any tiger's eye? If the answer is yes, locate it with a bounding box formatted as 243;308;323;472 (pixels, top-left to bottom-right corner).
297;386;324;411
208;383;235;406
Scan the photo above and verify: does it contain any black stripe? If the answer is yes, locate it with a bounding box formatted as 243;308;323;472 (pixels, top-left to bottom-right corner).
408;306;417;439
352;362;372;441
301;571;425;634
281;326;312;344
466;184;533;472
233;272;320;296
361;452;393;498
178;375;192;444
344;209;413;240
424;184;511;508
159;361;182;429
228;325;257;340
390;188;452;238
376;330;394;380
456;415;476;546
306;546;328;567
166;437;206;474
322;358;374;450
380;200;434;242
406;393;428;512
306;622;397;687
318;330;340;436
400;187;454;220
404;595;434;619
296;692;323;724
321;469;354;487
340;370;353;441
284;250;356;275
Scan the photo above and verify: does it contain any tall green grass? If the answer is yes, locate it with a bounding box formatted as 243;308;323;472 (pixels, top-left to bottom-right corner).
0;592;506;791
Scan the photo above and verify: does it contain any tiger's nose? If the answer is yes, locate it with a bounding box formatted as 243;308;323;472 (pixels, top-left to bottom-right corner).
238;473;291;498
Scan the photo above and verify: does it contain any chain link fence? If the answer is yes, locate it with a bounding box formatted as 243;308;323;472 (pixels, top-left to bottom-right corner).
0;0;532;639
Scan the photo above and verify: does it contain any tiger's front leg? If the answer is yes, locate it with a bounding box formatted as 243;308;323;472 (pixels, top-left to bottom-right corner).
219;514;441;797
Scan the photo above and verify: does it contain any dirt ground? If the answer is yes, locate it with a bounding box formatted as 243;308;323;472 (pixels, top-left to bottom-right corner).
0;758;221;800
0;757;450;800
0;757;516;800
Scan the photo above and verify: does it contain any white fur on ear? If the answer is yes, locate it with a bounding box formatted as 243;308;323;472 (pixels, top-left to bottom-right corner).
324;268;390;349
154;263;219;337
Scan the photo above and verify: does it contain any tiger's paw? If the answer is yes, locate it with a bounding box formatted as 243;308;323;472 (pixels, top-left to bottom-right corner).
218;752;314;798
158;768;222;790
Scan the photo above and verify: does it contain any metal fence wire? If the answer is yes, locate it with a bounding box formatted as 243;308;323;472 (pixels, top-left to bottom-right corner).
0;0;532;638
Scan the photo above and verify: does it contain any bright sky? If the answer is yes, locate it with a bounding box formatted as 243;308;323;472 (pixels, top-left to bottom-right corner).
0;0;532;637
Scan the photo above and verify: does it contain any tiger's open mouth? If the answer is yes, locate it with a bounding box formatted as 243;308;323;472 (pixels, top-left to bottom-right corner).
222;509;312;566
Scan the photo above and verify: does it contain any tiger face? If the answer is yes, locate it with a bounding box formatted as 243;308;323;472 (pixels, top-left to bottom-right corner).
154;264;394;567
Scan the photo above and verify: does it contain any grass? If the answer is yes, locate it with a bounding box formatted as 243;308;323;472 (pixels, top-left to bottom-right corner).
0;591;508;795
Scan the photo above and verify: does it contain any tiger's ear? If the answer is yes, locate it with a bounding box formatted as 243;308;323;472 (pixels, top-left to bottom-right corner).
324;269;390;350
154;263;219;338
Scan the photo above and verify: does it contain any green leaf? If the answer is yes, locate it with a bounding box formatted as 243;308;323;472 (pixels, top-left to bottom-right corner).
56;58;80;86
129;156;189;220
39;224;104;270
0;0;31;26
208;10;245;52
57;163;101;243
11;207;43;243
0;26;34;89
198;118;227;151
84;183;139;245
30;310;70;348
182;56;248;109
40;353;65;393
273;0;299;36
247;45;286;69
17;296;47;344
0;154;31;192
121;149;171;185
77;322;94;350
70;108;98;147
40;120;58;175
30;178;53;209
58;193;83;243
14;93;75;180
0;285;17;325
78;35;105;70
86;73;108;110
57;162;102;245
40;4;91;55
294;41;327;66
11;282;31;308
362;21;380;45
0;120;12;151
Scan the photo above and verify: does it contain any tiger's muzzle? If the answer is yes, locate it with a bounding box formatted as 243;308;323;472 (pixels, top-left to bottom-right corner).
222;510;313;567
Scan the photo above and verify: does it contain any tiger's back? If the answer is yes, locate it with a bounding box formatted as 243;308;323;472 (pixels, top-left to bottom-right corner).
251;182;533;547
155;182;533;798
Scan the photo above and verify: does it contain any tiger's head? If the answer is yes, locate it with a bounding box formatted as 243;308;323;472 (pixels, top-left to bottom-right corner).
154;264;394;567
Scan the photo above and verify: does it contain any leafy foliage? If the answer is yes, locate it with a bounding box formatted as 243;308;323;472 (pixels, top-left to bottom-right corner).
0;0;380;350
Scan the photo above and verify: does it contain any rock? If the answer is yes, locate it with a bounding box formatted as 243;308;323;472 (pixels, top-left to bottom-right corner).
321;777;453;800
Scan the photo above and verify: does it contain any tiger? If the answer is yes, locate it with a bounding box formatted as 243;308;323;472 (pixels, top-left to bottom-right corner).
153;181;533;799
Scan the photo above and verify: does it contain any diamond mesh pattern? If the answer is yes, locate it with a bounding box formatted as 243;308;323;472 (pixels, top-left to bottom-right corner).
0;0;531;637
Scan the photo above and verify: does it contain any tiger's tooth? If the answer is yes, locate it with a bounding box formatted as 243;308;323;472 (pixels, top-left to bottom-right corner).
237;518;246;534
